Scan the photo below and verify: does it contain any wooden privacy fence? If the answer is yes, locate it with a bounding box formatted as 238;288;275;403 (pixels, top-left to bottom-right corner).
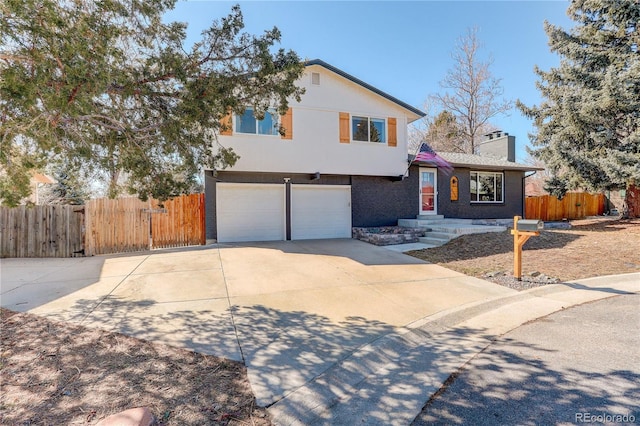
0;205;84;258
1;193;205;258
85;193;206;256
525;192;605;221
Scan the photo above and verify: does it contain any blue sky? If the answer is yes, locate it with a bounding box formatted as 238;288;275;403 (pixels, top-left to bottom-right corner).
165;1;573;160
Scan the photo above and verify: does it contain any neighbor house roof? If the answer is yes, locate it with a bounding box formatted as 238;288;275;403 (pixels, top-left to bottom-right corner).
31;173;56;184
305;59;426;119
417;152;544;172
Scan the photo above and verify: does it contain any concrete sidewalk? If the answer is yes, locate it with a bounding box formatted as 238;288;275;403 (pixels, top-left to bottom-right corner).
1;240;638;425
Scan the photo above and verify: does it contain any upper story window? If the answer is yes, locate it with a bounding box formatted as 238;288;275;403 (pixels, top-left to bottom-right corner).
470;171;503;203
352;116;386;143
235;107;278;135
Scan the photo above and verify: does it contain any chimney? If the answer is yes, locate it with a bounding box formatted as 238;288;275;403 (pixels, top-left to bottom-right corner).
478;131;516;162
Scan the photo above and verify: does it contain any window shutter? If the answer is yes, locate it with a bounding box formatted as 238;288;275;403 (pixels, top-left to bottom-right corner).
387;117;397;147
339;112;350;143
220;110;233;136
280;107;293;140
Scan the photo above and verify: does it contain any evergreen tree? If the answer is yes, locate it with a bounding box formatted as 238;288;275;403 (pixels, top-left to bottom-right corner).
0;2;304;205
519;0;640;198
426;110;466;153
40;166;90;205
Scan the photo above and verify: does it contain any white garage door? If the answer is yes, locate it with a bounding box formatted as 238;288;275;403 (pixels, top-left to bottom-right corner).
216;183;285;242
291;185;352;240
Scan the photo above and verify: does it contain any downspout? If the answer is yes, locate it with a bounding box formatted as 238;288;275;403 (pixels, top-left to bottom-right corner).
522;171;537;218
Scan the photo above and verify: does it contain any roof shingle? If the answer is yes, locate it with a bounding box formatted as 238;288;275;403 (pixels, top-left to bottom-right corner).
418;152;543;171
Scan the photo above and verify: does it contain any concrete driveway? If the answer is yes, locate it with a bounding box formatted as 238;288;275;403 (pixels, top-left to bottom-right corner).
0;240;513;398
5;239;636;424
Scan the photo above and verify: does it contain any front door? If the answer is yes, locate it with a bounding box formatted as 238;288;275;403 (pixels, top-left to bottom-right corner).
419;168;437;215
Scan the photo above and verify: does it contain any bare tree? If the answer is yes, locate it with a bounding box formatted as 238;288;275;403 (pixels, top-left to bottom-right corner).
432;27;513;154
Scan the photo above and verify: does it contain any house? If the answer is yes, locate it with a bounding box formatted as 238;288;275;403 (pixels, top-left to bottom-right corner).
204;61;540;243
204;59;425;242
415;131;544;220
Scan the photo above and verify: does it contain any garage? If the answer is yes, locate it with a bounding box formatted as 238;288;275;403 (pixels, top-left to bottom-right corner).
291;185;352;240
216;183;285;242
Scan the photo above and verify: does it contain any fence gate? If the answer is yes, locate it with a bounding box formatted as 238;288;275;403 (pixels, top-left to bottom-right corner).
149;193;206;249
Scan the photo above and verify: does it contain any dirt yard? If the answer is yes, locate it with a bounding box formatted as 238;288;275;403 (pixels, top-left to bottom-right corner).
408;217;640;286
1;217;638;425
0;308;270;425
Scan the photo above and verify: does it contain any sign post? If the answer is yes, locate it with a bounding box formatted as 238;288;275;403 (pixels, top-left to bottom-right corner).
511;216;543;280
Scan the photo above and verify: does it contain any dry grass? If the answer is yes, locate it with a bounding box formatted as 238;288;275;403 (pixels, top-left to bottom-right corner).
407;218;640;282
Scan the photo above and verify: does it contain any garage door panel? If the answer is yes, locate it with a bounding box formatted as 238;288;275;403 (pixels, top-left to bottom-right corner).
216;183;285;242
292;185;351;240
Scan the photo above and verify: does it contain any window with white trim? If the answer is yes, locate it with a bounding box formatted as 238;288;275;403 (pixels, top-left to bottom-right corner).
351;116;386;143
470;171;503;203
235;107;278;135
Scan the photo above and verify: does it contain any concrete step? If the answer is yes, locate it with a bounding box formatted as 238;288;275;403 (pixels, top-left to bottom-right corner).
428;225;507;235
398;219;436;228
398;217;508;247
424;231;455;240
381;242;441;252
416;214;444;220
418;236;450;246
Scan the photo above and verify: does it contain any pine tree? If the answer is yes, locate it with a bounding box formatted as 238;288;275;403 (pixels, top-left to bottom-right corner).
40;167;90;205
426;110;466;153
519;0;640;198
0;2;304;205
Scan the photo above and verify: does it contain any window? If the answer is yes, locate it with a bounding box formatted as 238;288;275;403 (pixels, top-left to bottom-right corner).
235;107;278;135
351;116;385;143
470;171;503;203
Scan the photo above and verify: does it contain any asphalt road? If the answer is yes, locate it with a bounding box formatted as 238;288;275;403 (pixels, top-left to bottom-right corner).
412;294;640;426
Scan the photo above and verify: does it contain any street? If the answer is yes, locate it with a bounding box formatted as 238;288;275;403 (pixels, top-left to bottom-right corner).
413;294;640;425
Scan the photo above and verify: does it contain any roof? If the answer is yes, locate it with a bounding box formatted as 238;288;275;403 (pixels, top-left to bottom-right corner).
305;59;426;118
417;152;544;172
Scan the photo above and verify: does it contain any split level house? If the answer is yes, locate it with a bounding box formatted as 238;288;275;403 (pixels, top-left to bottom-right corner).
204;60;541;243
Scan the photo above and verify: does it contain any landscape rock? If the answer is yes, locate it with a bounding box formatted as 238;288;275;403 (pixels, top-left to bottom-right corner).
352;226;428;246
95;407;154;426
483;272;563;290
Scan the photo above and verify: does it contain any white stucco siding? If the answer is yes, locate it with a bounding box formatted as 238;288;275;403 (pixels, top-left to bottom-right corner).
218;65;420;177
